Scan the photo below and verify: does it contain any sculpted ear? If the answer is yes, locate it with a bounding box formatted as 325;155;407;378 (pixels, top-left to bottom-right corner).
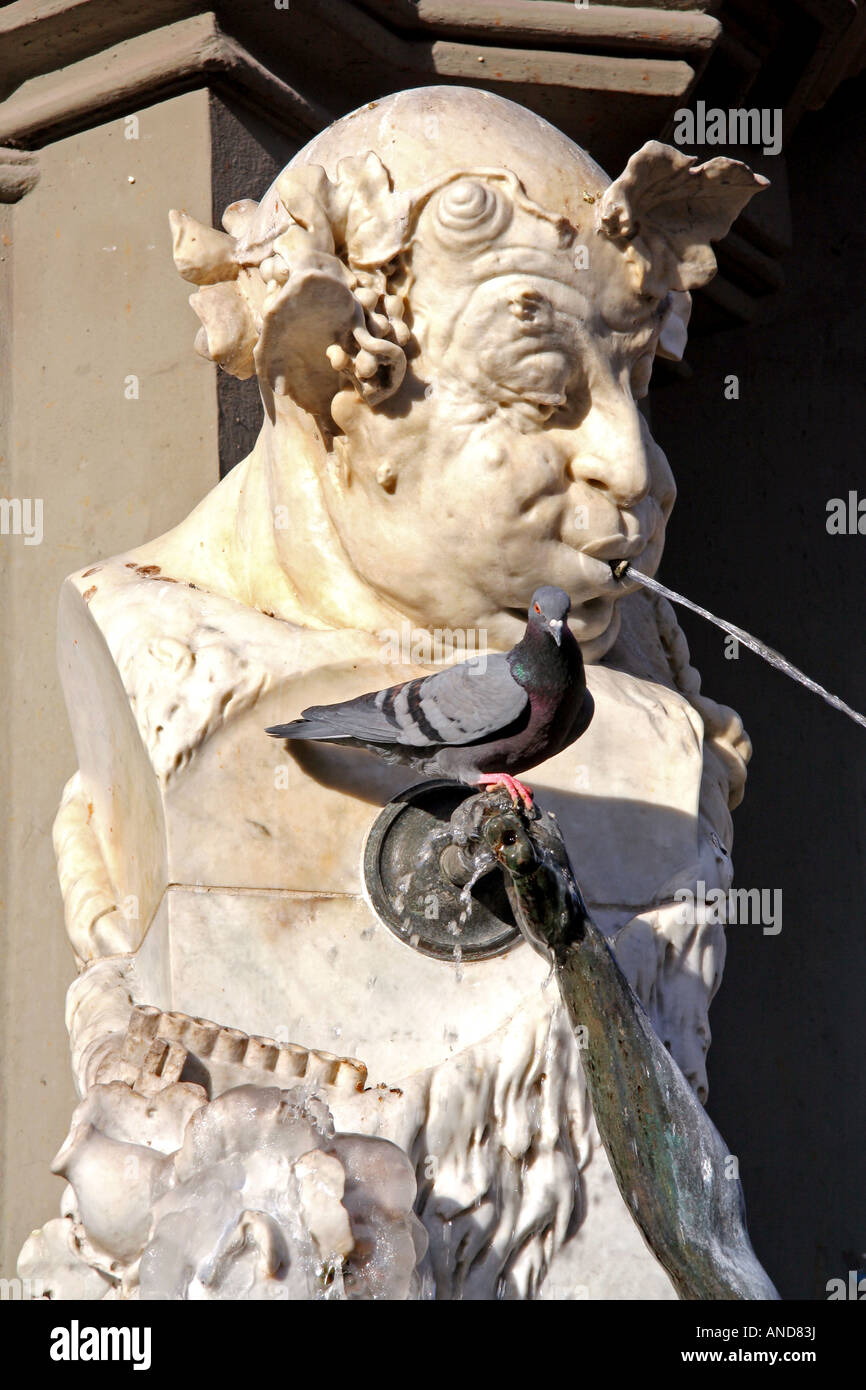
254;253;364;414
597;141;769;299
254;247;408;418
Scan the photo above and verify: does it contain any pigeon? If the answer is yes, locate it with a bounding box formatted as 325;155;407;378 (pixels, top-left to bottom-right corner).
266;586;593;809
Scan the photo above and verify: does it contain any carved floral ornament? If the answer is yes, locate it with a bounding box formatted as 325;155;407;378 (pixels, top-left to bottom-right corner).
169;142;767;422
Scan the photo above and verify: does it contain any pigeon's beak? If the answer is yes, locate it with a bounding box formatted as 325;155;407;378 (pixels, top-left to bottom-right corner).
548;618;563;646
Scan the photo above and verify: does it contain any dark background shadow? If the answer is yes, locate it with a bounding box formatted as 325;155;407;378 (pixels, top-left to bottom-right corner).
651;75;866;1300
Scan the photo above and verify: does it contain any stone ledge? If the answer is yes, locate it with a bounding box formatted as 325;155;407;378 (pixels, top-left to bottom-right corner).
0;145;39;201
0;13;329;149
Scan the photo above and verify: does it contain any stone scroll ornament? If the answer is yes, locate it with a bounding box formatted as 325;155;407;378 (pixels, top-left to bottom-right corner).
22;95;774;1302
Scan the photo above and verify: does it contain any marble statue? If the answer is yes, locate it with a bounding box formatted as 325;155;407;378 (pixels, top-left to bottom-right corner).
20;86;768;1300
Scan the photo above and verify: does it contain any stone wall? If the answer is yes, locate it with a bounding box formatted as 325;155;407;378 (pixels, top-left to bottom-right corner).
0;88;217;1276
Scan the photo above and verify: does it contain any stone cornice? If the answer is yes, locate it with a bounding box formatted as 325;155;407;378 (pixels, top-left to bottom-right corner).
0;1;713;159
0;0;860;163
0;145;39;202
360;0;723;54
1;0;857;311
0;11;330;151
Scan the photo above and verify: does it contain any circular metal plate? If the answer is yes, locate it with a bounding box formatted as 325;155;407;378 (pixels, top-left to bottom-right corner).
363;781;521;962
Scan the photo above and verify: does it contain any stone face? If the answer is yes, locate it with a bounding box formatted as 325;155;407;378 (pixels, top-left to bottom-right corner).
25;85;767;1299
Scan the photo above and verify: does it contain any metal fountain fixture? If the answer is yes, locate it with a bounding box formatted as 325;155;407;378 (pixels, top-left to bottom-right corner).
365;779;780;1300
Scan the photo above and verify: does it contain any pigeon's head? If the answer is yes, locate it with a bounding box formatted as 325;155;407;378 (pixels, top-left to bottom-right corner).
528;586;571;646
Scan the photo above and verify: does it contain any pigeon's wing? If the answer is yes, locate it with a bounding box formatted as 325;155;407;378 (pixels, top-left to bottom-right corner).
268;654;528;748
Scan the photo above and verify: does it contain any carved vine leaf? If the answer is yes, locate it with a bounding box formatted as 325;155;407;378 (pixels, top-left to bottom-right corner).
275;155;411;268
188;272;265;381
274;164;339;256
168;153;412;416
169;211;239;286
335;152;412;267
255;256;363;412
598;141;769;296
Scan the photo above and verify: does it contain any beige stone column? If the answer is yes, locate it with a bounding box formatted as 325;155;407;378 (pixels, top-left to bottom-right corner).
0;89;217;1275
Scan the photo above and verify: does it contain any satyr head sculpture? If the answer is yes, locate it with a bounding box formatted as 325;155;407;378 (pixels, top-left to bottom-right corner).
33;87;768;1301
163;86;765;656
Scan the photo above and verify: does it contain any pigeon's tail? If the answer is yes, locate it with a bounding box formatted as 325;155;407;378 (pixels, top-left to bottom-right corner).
266;718;355;741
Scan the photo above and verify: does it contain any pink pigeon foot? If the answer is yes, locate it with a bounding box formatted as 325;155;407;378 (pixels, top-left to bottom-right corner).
476;773;534;810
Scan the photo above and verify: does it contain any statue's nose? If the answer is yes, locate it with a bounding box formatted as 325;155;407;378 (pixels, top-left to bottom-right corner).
565;389;653;510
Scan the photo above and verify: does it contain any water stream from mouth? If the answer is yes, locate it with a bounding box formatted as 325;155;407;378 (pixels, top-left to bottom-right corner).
620;565;866;733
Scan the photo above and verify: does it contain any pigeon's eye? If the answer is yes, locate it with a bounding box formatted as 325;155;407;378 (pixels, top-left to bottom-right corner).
534;604;541;614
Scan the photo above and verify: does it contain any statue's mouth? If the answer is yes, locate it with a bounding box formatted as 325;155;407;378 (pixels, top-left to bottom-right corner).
579;534;644;562
575;547;644;597
574;530;649;596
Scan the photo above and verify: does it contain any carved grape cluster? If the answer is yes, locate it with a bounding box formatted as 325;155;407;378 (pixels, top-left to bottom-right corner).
169;152;415;417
